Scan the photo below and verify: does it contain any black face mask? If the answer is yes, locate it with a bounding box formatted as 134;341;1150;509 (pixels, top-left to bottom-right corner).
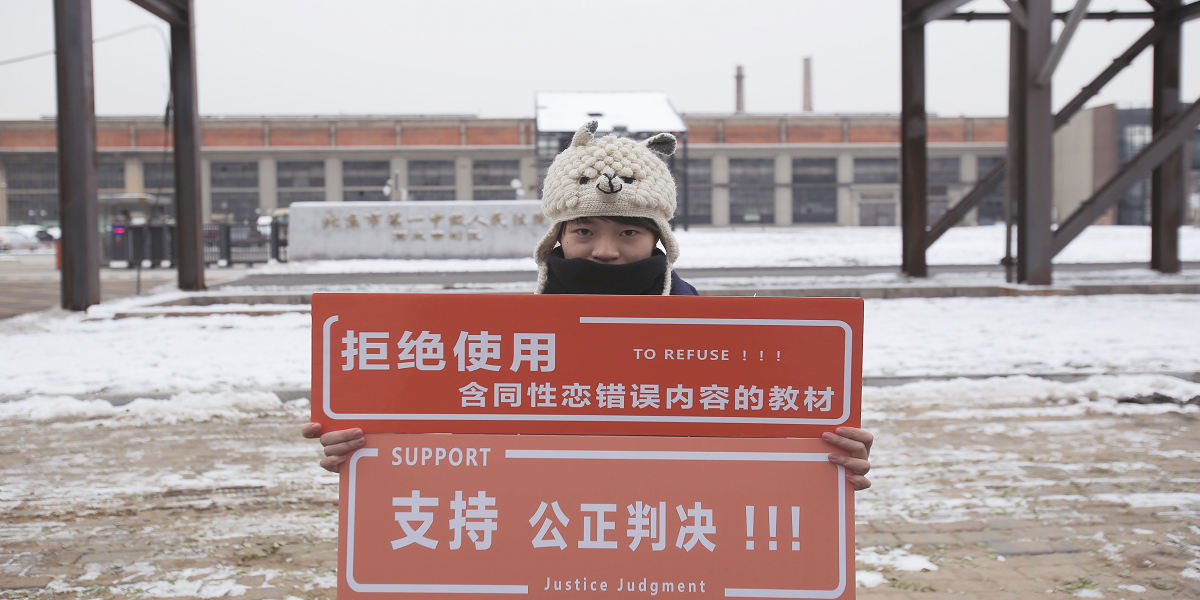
543;247;667;295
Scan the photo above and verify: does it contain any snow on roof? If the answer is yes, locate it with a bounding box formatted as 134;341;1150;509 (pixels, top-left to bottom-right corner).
535;92;686;134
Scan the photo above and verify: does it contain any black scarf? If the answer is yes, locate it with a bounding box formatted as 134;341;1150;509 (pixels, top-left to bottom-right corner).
543;247;667;295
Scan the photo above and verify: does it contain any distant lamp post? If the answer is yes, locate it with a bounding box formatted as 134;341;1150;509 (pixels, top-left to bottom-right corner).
511;178;524;200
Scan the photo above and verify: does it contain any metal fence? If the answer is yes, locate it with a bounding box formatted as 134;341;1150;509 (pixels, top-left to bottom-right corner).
103;223;287;267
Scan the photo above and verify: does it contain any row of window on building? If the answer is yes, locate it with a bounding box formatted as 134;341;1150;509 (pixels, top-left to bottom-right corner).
677;156;1007;226
6;159;526;225
5;154;1024;226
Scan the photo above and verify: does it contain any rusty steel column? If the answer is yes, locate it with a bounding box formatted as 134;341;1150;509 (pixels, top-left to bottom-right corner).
901;2;928;277
53;0;101;310
171;0;205;290
679;131;690;230
1151;0;1183;273
1008;0;1055;285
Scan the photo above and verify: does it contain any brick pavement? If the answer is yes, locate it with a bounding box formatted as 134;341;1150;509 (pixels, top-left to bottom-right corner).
2;376;1197;599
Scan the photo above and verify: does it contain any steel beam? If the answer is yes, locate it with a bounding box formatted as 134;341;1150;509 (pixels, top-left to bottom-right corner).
170;0;205;290
904;0;976;26
901;2;928;277
1151;0;1184;273
129;0;187;26
945;10;1155;20
1053;97;1200;256
925;161;1004;248
1175;1;1200;21
1055;23;1164;128
1036;0;1091;86
1009;0;1055;285
680;131;690;230
930;22;1160;249
53;0;101;310
1002;0;1030;27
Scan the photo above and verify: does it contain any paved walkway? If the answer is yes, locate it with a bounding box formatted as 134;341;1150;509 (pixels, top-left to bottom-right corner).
226;261;1200;296
2;380;1197;598
0;253;247;319
5;252;1199;321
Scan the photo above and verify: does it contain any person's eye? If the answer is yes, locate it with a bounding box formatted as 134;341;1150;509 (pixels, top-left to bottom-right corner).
578;176;591;185
620;229;639;237
621;176;635;184
572;228;592;236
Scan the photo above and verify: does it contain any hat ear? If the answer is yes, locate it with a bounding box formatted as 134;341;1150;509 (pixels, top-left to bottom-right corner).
643;133;677;156
571;120;598;147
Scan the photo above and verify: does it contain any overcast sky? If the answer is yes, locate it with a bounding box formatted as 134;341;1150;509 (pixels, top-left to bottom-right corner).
0;0;1196;121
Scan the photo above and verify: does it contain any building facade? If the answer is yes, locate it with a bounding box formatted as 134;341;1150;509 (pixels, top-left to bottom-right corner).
6;110;1190;229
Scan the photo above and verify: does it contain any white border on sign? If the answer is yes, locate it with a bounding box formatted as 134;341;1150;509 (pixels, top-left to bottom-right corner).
344;448;529;594
344;447;848;598
322;315;854;426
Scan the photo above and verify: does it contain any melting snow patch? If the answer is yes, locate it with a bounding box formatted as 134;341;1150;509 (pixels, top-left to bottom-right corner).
1073;589;1103;598
855;570;887;588
0;395;117;421
115;561;158;583
303;571;337;590
1118;584;1147;592
856;545;938;572
1091;493;1200;510
0;391;289;425
77;562;105;581
1183;567;1200;579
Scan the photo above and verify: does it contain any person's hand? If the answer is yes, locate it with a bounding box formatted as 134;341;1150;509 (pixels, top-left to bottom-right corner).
823;426;873;491
300;423;365;473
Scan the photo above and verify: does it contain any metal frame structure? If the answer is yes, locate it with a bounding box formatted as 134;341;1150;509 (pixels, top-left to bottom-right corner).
53;0;203;311
50;1;1198;305
901;0;1200;284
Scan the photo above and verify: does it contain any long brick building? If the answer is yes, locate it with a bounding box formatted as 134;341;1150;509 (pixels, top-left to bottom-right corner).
2;103;1185;229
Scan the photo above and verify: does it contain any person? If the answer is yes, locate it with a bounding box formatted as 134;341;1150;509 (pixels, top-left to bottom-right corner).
301;121;873;490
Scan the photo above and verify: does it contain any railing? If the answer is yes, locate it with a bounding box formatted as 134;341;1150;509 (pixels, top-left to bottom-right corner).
103;223;288;267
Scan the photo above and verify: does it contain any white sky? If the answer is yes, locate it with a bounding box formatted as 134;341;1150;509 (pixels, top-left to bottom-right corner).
0;0;1197;120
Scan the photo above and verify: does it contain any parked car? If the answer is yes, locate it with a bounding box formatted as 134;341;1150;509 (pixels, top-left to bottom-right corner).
14;224;54;243
0;227;42;251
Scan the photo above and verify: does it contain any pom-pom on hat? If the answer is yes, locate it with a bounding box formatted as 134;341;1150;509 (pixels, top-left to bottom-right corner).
534;120;679;294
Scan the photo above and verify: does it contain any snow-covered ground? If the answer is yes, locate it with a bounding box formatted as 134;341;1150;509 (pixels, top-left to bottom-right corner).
1;293;1196;398
3;224;1200;596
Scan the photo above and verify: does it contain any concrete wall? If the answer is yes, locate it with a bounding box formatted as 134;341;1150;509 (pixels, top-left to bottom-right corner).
1054;104;1118;225
1053;109;1096;224
289;200;547;260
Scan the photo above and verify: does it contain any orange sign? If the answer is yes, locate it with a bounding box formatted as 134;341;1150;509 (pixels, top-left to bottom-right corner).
312;294;863;438
339;434;854;599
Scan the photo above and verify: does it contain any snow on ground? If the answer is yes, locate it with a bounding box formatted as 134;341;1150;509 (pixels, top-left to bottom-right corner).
865;294;1200;378
0;311;310;397
2;293;1196;398
249;224;1200;274
3;225;1200;596
3;375;1197;595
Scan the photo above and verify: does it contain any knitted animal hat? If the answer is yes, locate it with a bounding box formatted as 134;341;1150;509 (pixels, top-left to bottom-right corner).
534;120;679;294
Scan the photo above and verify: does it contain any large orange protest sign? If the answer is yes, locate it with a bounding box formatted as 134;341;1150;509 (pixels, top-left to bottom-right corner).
312;294;863;438
339;434;854;600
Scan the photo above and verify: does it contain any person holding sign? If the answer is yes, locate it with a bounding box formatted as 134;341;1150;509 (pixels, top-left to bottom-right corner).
302;121;873;490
